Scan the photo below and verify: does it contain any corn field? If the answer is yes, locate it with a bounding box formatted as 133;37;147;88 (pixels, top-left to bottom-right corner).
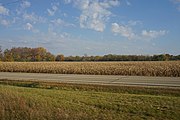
0;61;179;77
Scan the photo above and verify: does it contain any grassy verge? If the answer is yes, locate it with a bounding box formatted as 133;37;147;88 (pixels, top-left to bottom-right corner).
0;79;180;120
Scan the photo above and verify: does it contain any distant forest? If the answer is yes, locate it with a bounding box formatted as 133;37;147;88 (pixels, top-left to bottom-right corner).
0;47;179;62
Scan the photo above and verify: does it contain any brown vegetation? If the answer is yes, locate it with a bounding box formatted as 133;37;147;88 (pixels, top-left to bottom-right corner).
0;61;179;77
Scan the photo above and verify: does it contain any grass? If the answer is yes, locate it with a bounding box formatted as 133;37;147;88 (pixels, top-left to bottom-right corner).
0;80;180;120
0;61;180;77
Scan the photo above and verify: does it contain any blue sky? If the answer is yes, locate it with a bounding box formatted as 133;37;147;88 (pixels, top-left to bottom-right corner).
0;0;180;55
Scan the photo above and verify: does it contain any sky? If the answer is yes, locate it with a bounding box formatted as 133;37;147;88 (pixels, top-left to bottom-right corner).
0;0;180;56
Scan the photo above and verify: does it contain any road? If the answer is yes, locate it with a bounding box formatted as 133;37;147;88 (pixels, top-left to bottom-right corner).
0;72;180;87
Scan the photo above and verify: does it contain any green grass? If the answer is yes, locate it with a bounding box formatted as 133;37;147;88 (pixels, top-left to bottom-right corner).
0;80;180;120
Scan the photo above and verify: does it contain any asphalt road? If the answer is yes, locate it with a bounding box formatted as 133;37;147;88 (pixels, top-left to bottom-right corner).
0;72;180;87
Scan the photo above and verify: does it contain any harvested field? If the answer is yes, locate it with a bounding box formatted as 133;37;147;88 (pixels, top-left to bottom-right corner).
0;61;180;77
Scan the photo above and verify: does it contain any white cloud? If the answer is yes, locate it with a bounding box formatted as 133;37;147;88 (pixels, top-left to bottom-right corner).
65;0;120;32
15;1;45;27
111;22;167;40
51;18;64;25
49;18;76;30
112;23;136;40
79;3;108;32
47;9;54;16
64;0;72;4
0;18;10;26
25;22;33;30
24;22;39;33
47;3;59;16
16;1;31;15
0;5;9;15
141;30;167;39
21;1;31;8
108;0;120;6
171;0;180;11
128;20;142;26
23;12;46;24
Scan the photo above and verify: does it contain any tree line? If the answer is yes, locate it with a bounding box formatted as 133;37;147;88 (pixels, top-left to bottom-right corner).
0;47;179;62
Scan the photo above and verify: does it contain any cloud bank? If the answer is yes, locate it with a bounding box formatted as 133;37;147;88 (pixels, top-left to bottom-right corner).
111;23;167;40
65;0;120;32
0;5;9;15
